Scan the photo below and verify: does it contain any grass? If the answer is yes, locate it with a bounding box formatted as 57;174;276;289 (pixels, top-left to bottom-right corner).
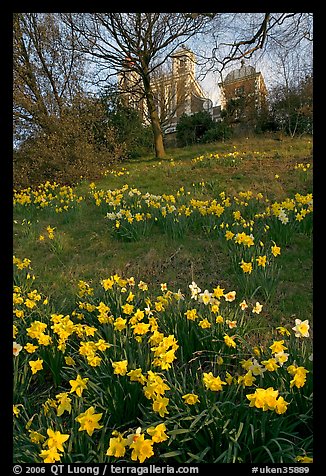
13;133;313;464
13;134;313;322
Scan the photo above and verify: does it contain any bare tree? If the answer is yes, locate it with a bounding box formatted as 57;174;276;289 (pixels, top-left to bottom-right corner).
268;49;313;136
194;13;313;81
13;12;85;141
63;13;212;159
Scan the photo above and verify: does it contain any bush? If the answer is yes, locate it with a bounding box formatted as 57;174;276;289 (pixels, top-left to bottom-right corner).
176;111;215;147
201;122;233;143
13;96;127;189
13;91;154;190
100;87;154;159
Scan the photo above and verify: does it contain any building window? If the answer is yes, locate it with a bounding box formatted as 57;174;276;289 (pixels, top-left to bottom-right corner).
235;86;244;96
179;59;186;73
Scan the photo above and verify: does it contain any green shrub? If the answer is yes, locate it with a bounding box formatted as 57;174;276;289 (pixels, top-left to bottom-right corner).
176;111;215;146
202;123;233;143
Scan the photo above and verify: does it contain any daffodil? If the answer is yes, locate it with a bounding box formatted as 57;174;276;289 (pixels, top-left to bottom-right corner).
252;302;263;314
69;374;89;397
152;396;169;417
55;392;72;417
256;255;267;267
112;360;128;376
106;433;128;458
203;372;227;391
198;289;212;305
238;370;256;387
129;433;154;463
29;358;43;374
215;314;224;324
189;281;201;300
239;300;248;310
213;285;224;298
261;358;280;372
44;429;70;452
29;430;46;444
271;243;281;257
274;351;289;366
127;368;147;385
249;359;266;376
24;343;38;353
226;319;237;329
289;366;309;388
198;318;211;329
114;317;127;331
269;340;288;354
295;455;313;463
246;387;282;412
224;334;237;348
292;319;310;338
13;342;23;356
240;260;253;274
39;447;62;463
75;406;103;436
13;404;22;417
276;326;291;336
182;393;200;405
184;309;198;320
101;277;114;291
147;423;169;443
64;356;75;366
224;291;236;302
275;396;289;414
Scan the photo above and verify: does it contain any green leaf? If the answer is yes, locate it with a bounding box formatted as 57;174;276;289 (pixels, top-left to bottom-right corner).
168;428;190;435
161;451;183;458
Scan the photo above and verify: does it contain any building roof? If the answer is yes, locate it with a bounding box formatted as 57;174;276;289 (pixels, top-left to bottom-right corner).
224;62;256;83
170;44;193;58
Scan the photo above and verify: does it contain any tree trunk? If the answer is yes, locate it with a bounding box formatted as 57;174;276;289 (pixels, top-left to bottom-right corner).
142;74;165;159
148;96;166;159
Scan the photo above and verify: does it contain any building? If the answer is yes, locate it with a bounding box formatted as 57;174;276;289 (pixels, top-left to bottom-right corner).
218;60;268;126
118;46;213;134
118;51;267;135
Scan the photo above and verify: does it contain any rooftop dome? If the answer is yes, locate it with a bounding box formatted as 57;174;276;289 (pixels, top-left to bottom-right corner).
224;61;256;83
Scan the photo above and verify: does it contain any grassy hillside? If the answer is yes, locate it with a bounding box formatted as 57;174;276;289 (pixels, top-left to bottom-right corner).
13;134;313;464
14;134;313;323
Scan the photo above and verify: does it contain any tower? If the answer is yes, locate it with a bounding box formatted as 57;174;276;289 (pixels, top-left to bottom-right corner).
171;45;196;78
218;60;268;125
118;46;211;131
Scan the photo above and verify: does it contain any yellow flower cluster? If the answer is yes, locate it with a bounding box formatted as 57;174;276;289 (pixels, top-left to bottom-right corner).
191;149;257;165
39;429;70;463
246;387;289;414
107;423;168;463
103;167;130;177
13;254;312;464
294;162;311;172
14;181;83;212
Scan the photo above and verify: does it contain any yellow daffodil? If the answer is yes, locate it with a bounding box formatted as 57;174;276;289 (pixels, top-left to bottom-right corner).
29;359;43;374
112;360;128;376
203;372;227;391
106;433;128;458
45;429;70;452
182;393;200;405
129;433;154;463
75;406;103;436
39;447;62;463
147;423;169;443
69;374;89;397
224;334;237;348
